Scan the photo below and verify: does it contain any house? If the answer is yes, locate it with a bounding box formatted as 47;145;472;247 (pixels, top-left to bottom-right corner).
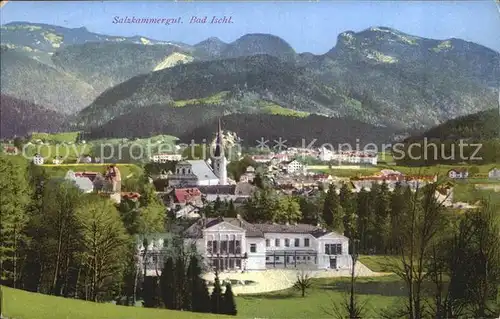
138;215;351;275
174;204;202;219
282;160;306;174
488;168;500;180
150;153;183;163
65;170;94;193
33;154;44;165
73;171;106;192
166;188;203;209
3;146;18;155
77;155;93;164
448;168;469;179
52;156;64;165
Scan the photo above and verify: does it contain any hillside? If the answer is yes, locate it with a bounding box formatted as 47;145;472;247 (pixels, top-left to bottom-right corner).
2;285;228;319
0;94;68;138
75;54;347;128
308;27;499;128
0;49;97;113
1;22;499;132
414;108;499;140
51;42;191;93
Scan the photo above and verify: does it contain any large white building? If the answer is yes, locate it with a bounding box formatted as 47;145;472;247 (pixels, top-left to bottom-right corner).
138;215;352;275
168;120;228;187
318;148;378;166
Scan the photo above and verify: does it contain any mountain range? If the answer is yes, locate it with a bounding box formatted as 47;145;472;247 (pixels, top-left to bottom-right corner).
1;21;499;140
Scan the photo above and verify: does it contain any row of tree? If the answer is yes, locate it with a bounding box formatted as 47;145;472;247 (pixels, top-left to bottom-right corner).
142;254;236;315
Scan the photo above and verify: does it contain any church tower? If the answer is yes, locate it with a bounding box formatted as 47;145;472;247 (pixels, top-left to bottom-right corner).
212;118;228;185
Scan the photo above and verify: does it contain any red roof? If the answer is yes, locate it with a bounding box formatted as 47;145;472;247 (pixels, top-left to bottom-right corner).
174;188;202;203
121;192;141;200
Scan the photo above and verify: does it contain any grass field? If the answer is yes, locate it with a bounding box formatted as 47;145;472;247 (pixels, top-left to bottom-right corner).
3;276;405;319
23;144;92;161
30;132;80;143
1;286;228;319
358;255;401;273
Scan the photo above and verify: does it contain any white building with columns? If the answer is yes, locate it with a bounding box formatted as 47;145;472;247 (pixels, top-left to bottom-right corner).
137;215;352;276
183;215;351;273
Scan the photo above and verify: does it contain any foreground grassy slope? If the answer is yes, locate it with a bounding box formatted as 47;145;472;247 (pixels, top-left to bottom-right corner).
2;286;228;319
3;276;403;319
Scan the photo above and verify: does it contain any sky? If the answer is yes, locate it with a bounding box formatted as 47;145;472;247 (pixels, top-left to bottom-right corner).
1;1;499;54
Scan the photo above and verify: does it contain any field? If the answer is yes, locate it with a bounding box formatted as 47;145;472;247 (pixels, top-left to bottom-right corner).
30;132;80;143
1;286;228;319
41;163;143;180
23;143;92;162
3;275;406;319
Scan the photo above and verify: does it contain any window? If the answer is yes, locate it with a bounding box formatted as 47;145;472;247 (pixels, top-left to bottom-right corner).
235;259;241;268
229;240;235;254
275;256;280;261
275;239;280;247
294;238;300;247
250;243;257;253
325;243;342;255
285;239;290;247
207;240;213;254
304;238;310;247
235;240;241;254
266;239;270;247
213;241;218;254
266;256;270;261
221;240;228;254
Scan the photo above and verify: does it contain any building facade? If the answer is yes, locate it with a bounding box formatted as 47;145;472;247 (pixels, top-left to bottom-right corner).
150;153;183;163
182;215;352;272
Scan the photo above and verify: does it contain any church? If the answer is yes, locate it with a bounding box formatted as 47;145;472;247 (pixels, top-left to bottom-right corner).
168;120;228;187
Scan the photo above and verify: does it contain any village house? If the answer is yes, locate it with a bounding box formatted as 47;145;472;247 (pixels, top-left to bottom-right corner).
488;168;500;180
282;159;307;174
77;155;93;164
3;146;18;155
65;170;94;193
52;156;64;165
448;168;469;179
138;215;351;275
164;188;203;209
33;154;44;165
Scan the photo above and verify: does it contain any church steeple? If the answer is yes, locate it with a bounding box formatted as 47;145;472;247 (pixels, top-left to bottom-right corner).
212;118;227;185
214;118;224;157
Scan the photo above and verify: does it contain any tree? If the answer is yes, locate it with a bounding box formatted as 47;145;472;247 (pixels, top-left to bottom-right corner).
373;182;391;254
210;272;224;314
0;155;31;288
142;276;161;308
173;255;186;310
222;283;237;315
274;196;302;224
252;173;265;189
322;184;344;233
339;183;357;239
75;196;129;301
41;179;83;296
293;270;312;297
159;257;175;309
390;184;448;319
226;200;237;218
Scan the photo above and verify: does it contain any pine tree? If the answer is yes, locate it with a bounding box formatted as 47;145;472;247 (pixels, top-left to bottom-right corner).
339;183;357;239
356;188;372;253
226;200;237;217
173;255;186;310
196;278;211;313
142;276;161;308
159;257;175;309
210;272;224;314
374;182;391;253
222;283;237;315
322;184;344;233
185;255;202;311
